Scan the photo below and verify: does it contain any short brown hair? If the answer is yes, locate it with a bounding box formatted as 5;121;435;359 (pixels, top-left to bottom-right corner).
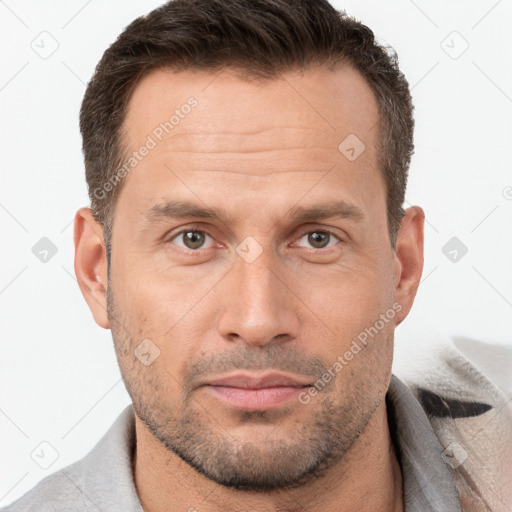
80;0;413;252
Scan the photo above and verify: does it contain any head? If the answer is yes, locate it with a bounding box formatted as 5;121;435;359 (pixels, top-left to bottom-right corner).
74;0;424;492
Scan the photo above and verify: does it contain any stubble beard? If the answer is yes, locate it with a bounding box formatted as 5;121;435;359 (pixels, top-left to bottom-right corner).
106;285;387;492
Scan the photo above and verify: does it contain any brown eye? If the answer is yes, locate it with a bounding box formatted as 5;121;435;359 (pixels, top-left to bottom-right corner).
171;230;213;250
308;232;330;248
297;231;339;249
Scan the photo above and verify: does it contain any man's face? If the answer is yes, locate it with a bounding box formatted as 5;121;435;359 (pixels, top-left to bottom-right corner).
104;66;405;490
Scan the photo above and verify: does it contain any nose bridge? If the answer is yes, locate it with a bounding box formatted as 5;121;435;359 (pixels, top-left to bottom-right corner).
238;253;275;310
217;246;298;346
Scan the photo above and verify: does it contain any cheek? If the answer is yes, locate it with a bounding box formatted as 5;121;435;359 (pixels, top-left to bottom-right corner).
293;257;395;340
110;262;225;384
113;254;223;332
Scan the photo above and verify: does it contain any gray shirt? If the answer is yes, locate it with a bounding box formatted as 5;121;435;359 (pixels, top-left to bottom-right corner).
1;375;464;512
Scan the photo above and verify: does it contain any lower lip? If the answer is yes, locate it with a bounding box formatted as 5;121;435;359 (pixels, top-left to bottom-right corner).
204;385;306;410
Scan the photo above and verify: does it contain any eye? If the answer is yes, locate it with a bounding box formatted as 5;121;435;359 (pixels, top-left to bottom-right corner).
296;230;340;249
170;230;215;250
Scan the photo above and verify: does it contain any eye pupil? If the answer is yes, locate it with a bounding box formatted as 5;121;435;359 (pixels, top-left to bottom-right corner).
308;232;329;248
183;231;205;249
177;231;334;251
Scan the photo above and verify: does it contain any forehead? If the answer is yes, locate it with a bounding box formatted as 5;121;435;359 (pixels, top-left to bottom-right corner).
122;65;380;164
115;66;383;227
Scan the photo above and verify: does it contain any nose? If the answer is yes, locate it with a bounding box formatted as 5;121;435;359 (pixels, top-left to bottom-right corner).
216;247;300;347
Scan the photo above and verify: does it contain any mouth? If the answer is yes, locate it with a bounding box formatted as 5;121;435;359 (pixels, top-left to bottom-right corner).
200;371;312;411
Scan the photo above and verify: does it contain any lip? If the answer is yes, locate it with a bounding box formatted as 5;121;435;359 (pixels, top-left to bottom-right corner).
200;371;312;411
202;371;313;389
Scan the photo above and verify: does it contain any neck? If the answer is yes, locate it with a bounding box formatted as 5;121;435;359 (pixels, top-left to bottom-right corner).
133;401;403;512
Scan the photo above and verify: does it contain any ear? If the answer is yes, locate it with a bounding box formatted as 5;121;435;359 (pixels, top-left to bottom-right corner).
73;207;110;329
393;206;425;326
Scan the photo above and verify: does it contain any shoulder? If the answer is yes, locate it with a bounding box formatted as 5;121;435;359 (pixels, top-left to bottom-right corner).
394;337;512;511
394;336;512;415
1;405;142;512
1;463;102;512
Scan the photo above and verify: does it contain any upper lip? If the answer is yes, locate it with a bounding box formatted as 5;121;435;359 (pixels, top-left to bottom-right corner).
201;371;313;389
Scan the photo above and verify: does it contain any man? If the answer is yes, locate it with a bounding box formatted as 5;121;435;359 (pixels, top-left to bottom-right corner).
3;0;511;511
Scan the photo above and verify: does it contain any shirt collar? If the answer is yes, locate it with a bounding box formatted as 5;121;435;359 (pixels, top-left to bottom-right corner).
386;374;463;511
69;374;462;511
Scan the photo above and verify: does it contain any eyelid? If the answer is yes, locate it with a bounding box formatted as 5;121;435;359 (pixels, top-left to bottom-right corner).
163;222;213;240
163;224;346;251
295;226;342;237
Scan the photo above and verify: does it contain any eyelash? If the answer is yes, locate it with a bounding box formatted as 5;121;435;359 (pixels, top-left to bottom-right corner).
167;226;343;252
294;228;342;249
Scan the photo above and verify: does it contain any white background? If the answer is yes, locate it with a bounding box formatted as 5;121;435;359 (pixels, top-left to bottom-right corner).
1;0;511;506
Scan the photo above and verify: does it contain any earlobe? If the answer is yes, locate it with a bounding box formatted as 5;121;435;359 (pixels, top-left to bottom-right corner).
73;207;110;329
393;206;425;326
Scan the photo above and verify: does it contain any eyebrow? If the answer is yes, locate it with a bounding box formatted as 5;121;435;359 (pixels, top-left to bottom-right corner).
143;199;364;226
289;201;364;223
